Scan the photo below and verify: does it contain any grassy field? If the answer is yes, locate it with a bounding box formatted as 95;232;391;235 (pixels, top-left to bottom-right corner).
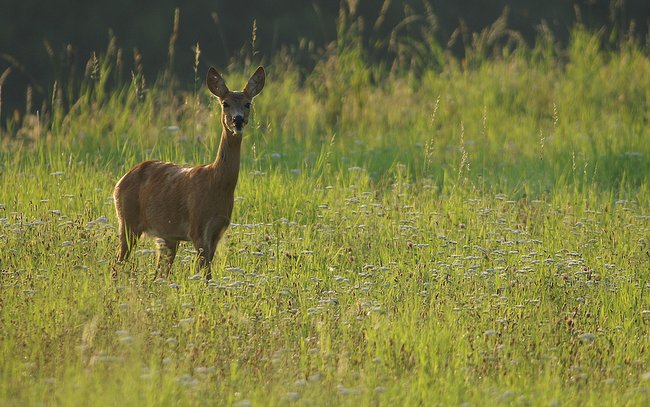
1;21;650;406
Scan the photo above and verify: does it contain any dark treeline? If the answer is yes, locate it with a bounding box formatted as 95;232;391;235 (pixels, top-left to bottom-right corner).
0;0;648;126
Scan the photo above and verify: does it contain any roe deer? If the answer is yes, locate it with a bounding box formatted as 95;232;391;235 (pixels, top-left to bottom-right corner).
113;66;265;280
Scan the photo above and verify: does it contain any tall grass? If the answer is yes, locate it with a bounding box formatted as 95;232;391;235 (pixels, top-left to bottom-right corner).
1;6;649;406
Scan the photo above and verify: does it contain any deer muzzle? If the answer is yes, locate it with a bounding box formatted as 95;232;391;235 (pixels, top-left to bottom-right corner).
233;115;244;131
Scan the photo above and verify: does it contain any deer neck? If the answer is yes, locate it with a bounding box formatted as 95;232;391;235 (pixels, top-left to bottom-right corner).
211;124;242;193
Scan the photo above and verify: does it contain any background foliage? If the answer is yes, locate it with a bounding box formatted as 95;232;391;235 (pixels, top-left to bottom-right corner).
1;0;649;126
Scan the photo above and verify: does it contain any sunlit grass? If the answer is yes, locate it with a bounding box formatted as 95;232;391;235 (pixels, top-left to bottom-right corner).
1;19;649;406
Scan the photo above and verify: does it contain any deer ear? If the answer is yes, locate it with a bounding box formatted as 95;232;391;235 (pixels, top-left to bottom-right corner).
206;67;229;98
243;66;265;98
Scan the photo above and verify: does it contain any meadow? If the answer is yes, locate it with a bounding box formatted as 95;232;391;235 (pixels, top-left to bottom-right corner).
1;18;650;406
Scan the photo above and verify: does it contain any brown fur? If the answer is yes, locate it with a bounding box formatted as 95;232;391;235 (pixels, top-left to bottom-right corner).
113;66;265;280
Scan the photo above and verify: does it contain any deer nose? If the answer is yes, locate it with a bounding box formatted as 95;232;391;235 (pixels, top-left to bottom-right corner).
233;115;244;127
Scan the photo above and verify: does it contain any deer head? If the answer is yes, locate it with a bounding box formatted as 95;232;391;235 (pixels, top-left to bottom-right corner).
206;66;265;136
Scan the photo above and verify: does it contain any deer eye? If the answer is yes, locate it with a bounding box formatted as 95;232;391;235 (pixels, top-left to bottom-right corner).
222;102;230;108
245;103;251;109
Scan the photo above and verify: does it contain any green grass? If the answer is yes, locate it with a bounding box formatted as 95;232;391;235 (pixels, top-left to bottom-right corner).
1;22;650;406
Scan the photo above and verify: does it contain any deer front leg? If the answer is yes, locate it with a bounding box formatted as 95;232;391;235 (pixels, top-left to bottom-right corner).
196;245;216;281
156;238;179;278
193;218;230;281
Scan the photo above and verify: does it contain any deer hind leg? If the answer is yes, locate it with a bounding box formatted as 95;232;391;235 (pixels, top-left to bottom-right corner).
156;238;179;278
117;222;139;263
113;222;139;279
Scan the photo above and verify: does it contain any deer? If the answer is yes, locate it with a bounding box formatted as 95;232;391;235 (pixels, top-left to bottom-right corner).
113;66;265;281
